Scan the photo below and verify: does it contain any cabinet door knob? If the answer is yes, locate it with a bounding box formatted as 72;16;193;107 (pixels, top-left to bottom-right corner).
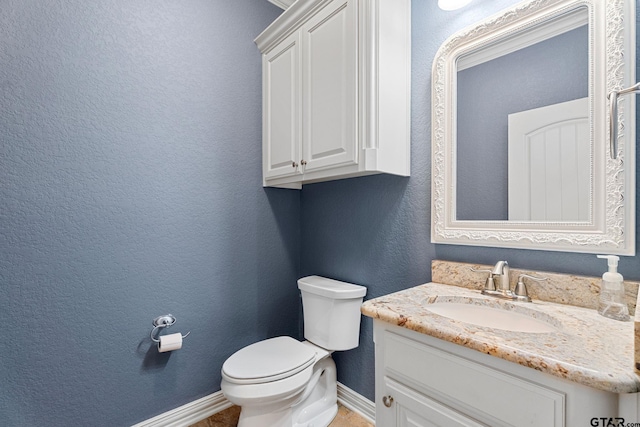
292;161;298;168
382;395;394;407
300;160;307;166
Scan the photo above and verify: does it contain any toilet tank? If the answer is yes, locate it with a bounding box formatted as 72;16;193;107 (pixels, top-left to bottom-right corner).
298;276;367;351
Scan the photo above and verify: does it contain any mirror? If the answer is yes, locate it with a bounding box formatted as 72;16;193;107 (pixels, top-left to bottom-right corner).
431;0;636;254
456;14;588;222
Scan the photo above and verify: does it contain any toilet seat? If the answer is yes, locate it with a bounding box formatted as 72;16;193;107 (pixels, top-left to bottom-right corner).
222;337;317;385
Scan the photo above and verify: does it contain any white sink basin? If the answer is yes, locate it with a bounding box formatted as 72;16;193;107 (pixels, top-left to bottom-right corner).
426;302;558;333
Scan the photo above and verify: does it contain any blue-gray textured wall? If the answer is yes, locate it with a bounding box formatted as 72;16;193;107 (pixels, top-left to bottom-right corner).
301;0;640;403
2;0;639;425
0;1;301;426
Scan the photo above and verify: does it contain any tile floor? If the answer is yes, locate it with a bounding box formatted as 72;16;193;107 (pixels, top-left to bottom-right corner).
189;403;374;427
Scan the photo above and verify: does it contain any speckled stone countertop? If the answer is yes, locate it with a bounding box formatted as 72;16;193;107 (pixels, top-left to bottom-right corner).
361;282;640;394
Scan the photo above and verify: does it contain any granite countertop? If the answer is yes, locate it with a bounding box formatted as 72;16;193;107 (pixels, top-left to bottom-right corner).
361;282;640;394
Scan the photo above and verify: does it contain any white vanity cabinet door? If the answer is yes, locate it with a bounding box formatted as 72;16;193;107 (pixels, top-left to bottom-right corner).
384;330;564;426
374;321;568;427
301;0;358;174
373;320;625;427
383;378;486;427
262;32;302;181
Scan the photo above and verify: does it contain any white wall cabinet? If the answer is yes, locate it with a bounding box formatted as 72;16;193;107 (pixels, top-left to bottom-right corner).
263;31;302;182
374;320;623;427
255;0;411;189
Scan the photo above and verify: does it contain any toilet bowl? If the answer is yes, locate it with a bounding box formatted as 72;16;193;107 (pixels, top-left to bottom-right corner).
220;276;366;427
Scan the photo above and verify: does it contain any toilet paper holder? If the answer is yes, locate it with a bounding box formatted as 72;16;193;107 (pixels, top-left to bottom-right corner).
150;314;190;343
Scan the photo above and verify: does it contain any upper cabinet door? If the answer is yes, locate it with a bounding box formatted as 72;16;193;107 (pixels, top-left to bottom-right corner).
255;0;411;188
301;0;358;173
263;32;302;180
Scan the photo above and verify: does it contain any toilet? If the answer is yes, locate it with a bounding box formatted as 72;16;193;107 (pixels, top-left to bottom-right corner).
220;276;367;427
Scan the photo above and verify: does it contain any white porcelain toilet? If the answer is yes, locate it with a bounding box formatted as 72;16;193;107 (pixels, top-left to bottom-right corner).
220;275;367;427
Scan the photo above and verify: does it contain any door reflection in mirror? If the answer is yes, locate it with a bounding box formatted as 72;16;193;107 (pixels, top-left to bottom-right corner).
508;97;589;221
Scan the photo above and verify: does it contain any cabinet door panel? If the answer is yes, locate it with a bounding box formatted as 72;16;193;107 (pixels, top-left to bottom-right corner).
384;331;565;427
302;0;357;172
386;378;486;427
263;32;301;180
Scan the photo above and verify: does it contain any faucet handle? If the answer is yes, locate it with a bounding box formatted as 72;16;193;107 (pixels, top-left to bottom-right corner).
470;267;496;291
514;274;547;299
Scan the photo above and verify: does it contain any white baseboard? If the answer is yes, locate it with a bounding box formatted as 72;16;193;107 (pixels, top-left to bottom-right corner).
131;390;232;427
336;382;376;424
132;382;375;427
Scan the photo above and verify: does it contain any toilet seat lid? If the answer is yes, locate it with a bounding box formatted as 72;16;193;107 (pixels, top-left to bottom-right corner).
222;337;316;384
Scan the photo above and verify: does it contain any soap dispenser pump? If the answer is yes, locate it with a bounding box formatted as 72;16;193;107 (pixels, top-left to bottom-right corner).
596;255;629;321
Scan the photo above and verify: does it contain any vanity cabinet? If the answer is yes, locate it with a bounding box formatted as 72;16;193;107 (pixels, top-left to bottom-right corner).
374;320;619;427
255;0;411;189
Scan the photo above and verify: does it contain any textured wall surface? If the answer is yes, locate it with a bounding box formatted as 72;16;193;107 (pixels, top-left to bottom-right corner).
301;0;640;402
0;1;299;426
1;0;639;424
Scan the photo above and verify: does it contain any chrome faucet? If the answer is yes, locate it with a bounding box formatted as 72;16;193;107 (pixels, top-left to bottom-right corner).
471;261;546;303
491;260;510;291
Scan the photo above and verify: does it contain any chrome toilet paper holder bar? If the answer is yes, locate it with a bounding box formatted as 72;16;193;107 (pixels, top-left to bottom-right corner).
150;314;190;343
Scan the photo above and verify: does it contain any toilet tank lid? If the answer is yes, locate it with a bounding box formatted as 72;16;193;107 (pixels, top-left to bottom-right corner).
297;276;366;299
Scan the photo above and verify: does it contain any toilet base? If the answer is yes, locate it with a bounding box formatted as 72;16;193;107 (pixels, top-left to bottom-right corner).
292;357;337;427
238;404;295;427
293;403;337;427
236;356;338;427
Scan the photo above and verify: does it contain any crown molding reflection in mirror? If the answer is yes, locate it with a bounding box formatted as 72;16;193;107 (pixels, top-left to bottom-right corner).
267;0;295;10
431;0;636;254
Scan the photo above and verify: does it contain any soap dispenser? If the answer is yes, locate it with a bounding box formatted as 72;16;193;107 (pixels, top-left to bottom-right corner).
596;255;629;321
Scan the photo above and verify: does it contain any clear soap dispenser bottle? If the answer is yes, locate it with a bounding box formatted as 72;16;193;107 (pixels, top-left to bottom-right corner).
596;255;629;321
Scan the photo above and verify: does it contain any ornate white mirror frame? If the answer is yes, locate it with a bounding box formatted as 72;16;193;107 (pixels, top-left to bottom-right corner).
431;0;636;255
